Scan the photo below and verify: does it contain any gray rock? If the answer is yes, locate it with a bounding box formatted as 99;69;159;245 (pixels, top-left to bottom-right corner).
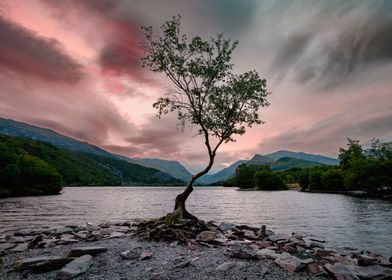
275;255;305;272
6;235;25;243
242;229;256;239
268;233;290;242
349;265;392;279
256;248;282;260
216;261;245;272
357;254;378;266
324;263;359;280
227;243;257;260
120;247;142;260
68;246;108;257
314;248;334;257
10;243;28;252
16;256;73;272
196;231;216;242
54;227;74;236
140;250;154;260
108;232;126;239
309;237;326;243
310;241;325;249
218;222;236;232
56;254;93;279
0;242;16;253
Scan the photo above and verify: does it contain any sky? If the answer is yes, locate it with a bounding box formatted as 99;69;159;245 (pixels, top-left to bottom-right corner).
0;0;391;173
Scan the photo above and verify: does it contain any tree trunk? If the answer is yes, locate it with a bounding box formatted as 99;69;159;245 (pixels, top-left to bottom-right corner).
172;157;214;221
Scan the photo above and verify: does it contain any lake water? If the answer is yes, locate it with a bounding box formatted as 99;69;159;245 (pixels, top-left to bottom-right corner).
0;187;391;256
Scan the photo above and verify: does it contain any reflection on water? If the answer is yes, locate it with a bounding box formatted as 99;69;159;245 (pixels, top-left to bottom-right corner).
0;187;391;256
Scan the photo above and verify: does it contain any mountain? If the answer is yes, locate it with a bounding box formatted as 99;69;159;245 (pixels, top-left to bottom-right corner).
197;160;248;184
121;157;193;182
248;154;275;165
0;118;116;159
0;118;193;181
265;150;339;165
271;157;322;171
0;134;183;188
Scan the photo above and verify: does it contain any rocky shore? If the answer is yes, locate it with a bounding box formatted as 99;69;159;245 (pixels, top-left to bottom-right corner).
1;219;391;280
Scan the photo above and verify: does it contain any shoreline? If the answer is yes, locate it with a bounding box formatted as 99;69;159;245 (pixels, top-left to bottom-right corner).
1;219;391;279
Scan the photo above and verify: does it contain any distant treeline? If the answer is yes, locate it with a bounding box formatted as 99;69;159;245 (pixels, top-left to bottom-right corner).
0;134;183;198
223;139;392;196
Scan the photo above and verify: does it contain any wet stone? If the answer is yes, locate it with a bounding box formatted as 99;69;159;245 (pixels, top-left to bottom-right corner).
68;246;108;257
324;263;359;280
10;243;28;252
275;255;305;273
216;261;246;272
196;231;216;243
268;233;290;242
56;254;93;280
349;265;392;279
227;243;257;260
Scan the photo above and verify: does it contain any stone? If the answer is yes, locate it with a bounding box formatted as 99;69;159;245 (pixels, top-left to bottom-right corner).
86;232;103;242
307;263;321;274
301;258;315;265
109;232;126;239
314;248;334;257
120;248;142;260
309;237;326;243
324;263;359;280
6;235;25;243
227;243;257;260
196;231;216;242
218;222;236;232
140;250;154;260
216;261;245;272
260;265;269;278
268;233;290;242
357;254;378;266
56;255;93;280
254;240;273;248
10;243;28;252
275;255;305;273
0;242;16;253
282;243;297;254
333;255;357;266
54;227;74;236
242;229;257;239
16;256;73;272
68;246;108;257
349;265;392;279
258;225;267;238
256;249;282;260
173;260;191;269
310;241;325;249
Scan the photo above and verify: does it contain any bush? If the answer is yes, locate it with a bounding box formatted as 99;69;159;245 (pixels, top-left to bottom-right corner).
254;170;288;190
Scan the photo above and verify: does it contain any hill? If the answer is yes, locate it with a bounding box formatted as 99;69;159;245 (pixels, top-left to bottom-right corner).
119;157;193;182
0;118;116;159
271;157;322;171
265;150;339;165
0;118;193;182
0;134;183;197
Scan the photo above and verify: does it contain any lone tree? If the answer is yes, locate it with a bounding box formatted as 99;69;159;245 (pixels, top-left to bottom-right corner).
142;16;270;221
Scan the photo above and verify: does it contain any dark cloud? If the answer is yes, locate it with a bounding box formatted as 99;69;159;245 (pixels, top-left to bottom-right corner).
258;111;392;156
269;1;392;89
0;15;83;84
41;0;147;82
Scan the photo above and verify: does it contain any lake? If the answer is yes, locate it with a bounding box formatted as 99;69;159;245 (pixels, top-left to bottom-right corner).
0;187;391;256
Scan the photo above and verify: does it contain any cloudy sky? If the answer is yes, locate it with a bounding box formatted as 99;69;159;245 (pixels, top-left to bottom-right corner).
1;0;391;172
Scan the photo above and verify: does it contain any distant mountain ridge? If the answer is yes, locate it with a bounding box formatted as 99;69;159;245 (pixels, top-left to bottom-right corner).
0;118;192;182
265;150;339;165
0;118;116;159
0;118;340;185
